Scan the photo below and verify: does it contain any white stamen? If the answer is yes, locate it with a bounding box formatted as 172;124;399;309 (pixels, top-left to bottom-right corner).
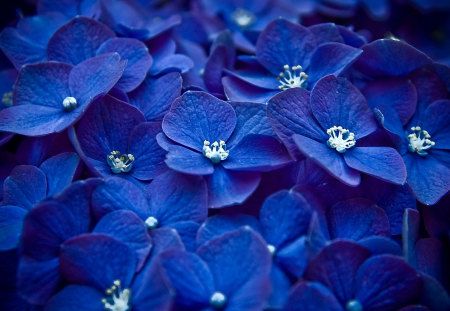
231;8;256;28
326;126;356;153
101;280;131;311
210;291;227;309
277;65;308;90
408;126;435;156
203;140;229;164
107;151;135;174
145;216;159;229
1;91;13;107
267;244;276;255
62;96;77;111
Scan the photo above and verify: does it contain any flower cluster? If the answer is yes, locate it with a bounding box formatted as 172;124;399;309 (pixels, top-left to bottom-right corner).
0;0;449;310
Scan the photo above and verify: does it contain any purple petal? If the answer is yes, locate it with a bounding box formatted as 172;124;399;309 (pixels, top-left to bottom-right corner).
284;281;343;311
223;135;292;172
293;134;361;186
60;233;136;291
328;198;390;240
403;208;420;267
128;73;182;121
355;255;422;310
307;42;362;85
305;240;370;304
197;227;271;309
222;75;278;103
256;19;316;75
162;91;236;152
2;165;47;209
93;210;152;272
149;53;193;76
47;16;115;65
344;147;407;185
422;100;450;150
205;166;261;208
358;236;402;256
97;38;152;92
310;75;377;139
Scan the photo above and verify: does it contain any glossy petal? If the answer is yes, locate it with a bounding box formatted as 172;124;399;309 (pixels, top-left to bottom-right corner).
344;147;407;185
162;91;236;152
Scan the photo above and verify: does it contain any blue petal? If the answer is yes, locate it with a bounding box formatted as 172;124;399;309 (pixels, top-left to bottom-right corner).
128;73;182;121
308;23;344;44
94;210;152;272
358;236;402;256
170;221;200;252
305;240;370;305
284;281;343;311
45;285;104;311
355;255;422;310
223;135;292;172
148;170;207;225
307;42;362;86
0;206;27;251
47;16;115;65
256;19;316;75
165;144;214;175
39;152;80;196
422;99;450;150
275;235;309;278
268;265;292;309
260;190;313;248
59;233;136;291
158;249;213;309
223;75;278;103
2;165;47;210
162;91;236;152
197;227;271;309
149;53;193;75
293;134;361;186
97;37;152;92
127;122;167;180
328;198;390;240
205;166;261;208
344;147;407;185
403;208;420;268
310;75;377;139
150;228;185;259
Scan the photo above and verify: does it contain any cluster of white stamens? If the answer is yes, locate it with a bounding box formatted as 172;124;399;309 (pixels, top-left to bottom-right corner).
407;126;435;156
101;280;131;311
203;140;229;164
107;151;135;174
277;65;308;90
231;8;256;28
62;96;77;111
2;91;13;107
326;126;356;153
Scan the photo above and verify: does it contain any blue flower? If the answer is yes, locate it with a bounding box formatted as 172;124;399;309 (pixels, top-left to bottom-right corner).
161;91;292;207
268;74;407;186
0;53;126;136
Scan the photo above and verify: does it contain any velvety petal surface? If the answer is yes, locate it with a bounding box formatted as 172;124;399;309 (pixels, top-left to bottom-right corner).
39;152;79;196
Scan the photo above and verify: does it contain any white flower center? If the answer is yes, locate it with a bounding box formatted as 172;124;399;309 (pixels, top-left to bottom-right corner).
267;244;276;255
203;140;229;164
101;280;131;311
210;291;227;309
327;126;356;153
231;8;256;28
407;126;435;156
145;216;159;229
277;65;308;90
2;91;13;107
107;151;135;174
62;96;77;111
346;299;363;311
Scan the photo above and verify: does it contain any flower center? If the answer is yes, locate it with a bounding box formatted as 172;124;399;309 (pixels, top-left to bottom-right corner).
144;216;159;229
107;151;135;174
203;140;229;164
1;91;13;107
277;65;308;90
101;280;131;311
346;299;363;311
231;8;256;28
267;244;276;255
210;291;227;309
326;126;356;153
407;126;435;156
62;96;77;111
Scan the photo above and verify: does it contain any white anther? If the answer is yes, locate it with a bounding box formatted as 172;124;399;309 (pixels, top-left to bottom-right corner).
407;126;435;156
277;64;308;90
203;140;229;164
326;126;356;153
62;96;77;111
107;151;135;173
